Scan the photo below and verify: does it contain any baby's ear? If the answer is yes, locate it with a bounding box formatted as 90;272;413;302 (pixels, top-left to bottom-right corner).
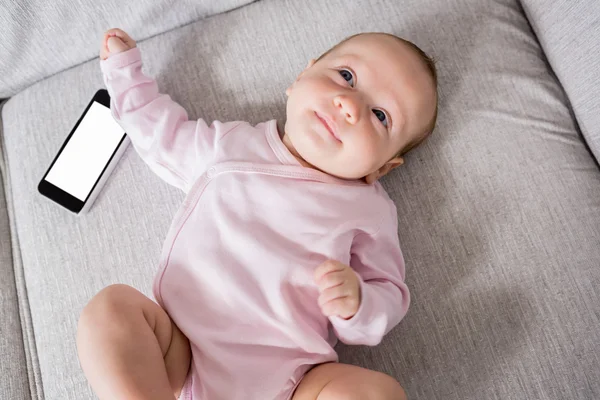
364;157;404;184
286;59;317;96
298;59;316;79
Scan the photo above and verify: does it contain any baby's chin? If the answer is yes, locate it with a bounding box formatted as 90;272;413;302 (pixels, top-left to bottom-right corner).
286;126;372;181
298;151;369;182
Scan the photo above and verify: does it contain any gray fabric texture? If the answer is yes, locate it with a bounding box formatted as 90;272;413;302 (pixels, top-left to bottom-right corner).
0;0;257;98
0;100;32;400
2;0;600;399
520;0;600;163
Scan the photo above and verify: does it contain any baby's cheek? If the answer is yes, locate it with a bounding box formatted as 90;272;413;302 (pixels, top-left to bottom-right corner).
345;134;381;174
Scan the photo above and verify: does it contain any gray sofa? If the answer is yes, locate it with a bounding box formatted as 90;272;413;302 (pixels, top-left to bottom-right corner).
1;0;599;399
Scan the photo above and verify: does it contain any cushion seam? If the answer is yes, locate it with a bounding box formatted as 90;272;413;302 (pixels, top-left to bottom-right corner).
0;99;45;400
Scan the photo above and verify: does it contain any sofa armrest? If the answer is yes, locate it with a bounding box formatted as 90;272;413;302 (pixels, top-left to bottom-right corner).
521;0;600;163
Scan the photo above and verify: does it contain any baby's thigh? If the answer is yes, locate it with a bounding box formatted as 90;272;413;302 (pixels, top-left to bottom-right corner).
291;362;406;400
78;284;191;397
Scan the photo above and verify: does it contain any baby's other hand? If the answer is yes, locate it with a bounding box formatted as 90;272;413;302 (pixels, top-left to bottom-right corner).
100;28;137;60
314;260;361;320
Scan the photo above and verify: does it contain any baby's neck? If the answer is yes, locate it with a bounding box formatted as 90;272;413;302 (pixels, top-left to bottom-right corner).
278;126;314;169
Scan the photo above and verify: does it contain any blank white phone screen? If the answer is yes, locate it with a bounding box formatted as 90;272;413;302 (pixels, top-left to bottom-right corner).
45;101;125;201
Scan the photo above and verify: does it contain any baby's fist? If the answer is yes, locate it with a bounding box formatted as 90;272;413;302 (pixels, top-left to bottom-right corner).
314;260;361;320
100;28;136;60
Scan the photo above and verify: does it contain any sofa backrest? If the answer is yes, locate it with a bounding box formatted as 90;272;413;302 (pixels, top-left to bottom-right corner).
0;0;256;98
0;99;32;400
521;0;600;164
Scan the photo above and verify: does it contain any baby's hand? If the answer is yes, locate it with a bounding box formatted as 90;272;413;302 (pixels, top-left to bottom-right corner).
100;28;137;60
314;260;361;320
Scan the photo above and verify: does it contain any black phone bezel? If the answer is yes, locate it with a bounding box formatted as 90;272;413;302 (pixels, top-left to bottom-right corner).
37;89;126;213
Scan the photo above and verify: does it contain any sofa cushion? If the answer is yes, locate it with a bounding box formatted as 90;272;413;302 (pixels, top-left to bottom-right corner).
0;0;256;98
0;101;33;399
521;0;600;163
2;0;600;399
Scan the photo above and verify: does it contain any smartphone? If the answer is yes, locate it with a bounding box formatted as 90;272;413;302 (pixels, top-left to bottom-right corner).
38;89;129;214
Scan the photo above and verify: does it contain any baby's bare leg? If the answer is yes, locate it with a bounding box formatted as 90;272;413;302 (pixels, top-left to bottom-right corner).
292;363;406;400
76;284;191;400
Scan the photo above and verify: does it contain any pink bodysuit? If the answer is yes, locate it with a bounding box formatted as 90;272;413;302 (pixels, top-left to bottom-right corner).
101;48;410;400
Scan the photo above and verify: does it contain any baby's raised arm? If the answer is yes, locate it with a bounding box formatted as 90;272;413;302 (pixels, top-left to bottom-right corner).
99;28;241;192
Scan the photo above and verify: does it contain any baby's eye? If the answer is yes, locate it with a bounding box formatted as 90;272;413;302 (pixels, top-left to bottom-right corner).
339;69;355;87
373;109;388;128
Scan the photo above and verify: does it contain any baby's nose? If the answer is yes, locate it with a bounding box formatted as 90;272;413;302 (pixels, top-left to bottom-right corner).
333;95;360;124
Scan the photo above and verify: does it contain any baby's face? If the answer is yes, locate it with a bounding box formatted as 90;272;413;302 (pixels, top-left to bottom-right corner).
284;34;436;182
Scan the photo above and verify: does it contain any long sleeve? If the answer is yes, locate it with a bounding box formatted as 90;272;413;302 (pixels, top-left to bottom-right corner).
100;47;241;193
329;203;410;346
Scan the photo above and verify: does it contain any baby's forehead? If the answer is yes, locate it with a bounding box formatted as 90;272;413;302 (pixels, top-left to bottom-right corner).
329;36;431;92
333;34;419;65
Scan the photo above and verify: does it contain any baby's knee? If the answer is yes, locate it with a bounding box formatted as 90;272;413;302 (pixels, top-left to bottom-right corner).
78;284;139;329
376;374;407;400
364;373;406;400
322;371;406;400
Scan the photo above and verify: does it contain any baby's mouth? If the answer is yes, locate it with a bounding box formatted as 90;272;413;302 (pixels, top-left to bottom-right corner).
315;112;341;142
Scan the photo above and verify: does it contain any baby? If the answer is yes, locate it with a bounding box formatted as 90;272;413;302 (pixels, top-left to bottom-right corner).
77;28;438;400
